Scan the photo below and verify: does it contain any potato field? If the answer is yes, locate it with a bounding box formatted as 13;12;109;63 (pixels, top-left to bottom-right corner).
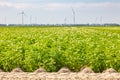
0;26;120;72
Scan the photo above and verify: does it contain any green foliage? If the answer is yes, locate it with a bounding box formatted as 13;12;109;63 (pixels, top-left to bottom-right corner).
0;26;120;72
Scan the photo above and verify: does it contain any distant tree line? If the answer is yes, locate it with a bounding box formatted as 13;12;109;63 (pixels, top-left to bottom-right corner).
0;23;119;27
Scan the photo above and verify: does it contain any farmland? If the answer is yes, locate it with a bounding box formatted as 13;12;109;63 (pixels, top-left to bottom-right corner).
0;26;120;72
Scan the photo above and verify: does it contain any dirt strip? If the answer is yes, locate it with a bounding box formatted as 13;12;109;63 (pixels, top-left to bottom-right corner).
0;72;120;80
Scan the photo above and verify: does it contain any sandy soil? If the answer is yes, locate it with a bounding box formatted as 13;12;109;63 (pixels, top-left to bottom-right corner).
0;68;120;80
0;72;120;80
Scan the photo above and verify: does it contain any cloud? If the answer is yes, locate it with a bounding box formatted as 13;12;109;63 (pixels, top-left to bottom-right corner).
0;1;120;10
0;1;32;9
39;2;120;11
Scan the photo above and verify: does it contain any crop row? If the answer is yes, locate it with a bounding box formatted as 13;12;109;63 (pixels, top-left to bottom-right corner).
0;27;120;72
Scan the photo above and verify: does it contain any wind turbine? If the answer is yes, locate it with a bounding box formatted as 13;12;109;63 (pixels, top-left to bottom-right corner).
19;11;25;25
71;7;75;25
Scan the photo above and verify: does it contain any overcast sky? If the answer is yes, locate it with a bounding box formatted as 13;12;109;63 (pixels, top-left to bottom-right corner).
0;0;120;24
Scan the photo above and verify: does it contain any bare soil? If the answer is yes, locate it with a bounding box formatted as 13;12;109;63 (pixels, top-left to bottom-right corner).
0;68;120;80
0;72;120;80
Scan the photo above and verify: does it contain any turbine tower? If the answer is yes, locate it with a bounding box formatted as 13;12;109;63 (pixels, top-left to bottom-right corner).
95;17;97;24
30;15;32;25
20;11;25;25
4;17;6;24
100;16;102;25
35;16;37;24
71;7;75;25
64;17;67;25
